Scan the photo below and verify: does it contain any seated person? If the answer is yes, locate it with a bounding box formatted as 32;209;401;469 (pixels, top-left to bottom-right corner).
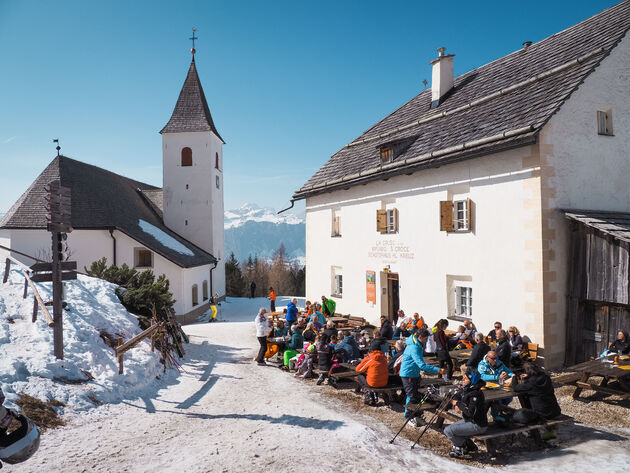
334;333;362;362
477;350;515;424
281;324;304;370
380;315;394;340
355;340;389;405
323;320;336;340
487;321;502;343
508;326;524;354
466;333;490;371
302;323;317;343
393;312;412;339
411;312;425;331
512;362;561;439
444;368;488;457
453;332;473;350
311;314;323;332
600;330;630;357
309;304;327;326
463;318;477;342
449;325;466;348
274;320;287;338
372;327;389;353
388;339;406;373
495;329;512;367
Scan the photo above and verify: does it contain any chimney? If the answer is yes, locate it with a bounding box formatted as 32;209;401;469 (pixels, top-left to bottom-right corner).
429;47;455;108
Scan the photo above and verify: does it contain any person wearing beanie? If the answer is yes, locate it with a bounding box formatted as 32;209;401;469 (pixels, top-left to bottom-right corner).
355;341;389;405
444;367;488;457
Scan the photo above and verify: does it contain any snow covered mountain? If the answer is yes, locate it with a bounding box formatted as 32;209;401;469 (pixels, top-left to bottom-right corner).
224;203;305;263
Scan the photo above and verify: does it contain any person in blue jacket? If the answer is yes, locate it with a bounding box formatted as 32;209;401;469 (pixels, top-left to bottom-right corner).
400;328;444;422
334;334;361;362
286;298;299;331
477;351;515;424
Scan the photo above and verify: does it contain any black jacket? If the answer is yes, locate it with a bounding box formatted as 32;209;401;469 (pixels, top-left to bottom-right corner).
610;335;630;354
453;381;488;427
513;372;561;419
380;320;393;340
388;349;404;372
434;330;451;361
467;341;490;370
317;343;334;371
303;328;317;343
487;329;498;342
495;338;511;367
323;328;336;340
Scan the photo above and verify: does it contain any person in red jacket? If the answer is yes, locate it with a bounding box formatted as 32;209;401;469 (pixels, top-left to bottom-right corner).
267;287;276;312
356;340;390;406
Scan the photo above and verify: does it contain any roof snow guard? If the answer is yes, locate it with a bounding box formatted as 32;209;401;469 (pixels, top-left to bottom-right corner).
294;1;630;200
160;58;225;143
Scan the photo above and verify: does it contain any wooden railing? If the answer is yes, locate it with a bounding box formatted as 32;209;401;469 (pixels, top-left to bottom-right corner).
2;257;54;327
114;323;160;374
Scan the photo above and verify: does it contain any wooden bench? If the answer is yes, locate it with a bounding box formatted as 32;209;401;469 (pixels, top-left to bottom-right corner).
552;372;581;386
574;380;630;399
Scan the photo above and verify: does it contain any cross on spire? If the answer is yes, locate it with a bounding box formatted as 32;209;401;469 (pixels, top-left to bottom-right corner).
190;28;198;55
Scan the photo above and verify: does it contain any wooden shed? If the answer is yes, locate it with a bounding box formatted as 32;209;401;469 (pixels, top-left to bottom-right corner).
565;211;630;365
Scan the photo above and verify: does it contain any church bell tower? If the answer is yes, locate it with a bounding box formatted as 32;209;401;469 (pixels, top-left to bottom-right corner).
160;36;225;298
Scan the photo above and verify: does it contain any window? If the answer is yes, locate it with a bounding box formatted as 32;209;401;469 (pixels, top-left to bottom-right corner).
216;175;220;189
440;199;473;232
380;147;393;163
202;280;208;301
331;267;343;298
376;208;398;234
134;248;153;268
331;209;341;237
455;286;472;317
597;110;613;136
215;152;220;170
192;284;199;307
181;147;193;166
185;220;188;226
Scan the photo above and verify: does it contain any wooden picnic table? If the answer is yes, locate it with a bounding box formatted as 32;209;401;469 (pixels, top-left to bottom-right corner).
329;316;348;323
567;355;630;399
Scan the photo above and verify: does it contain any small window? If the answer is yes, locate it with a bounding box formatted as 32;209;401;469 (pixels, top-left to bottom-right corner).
380;147;393;163
181;147;193;166
192;284;199;307
331;209;341;237
186;184;189;190
376;208;398;234
331;267;343;298
216;175;220;189
202;280;208;301
597;110;613;136
455;286;472;317
440;199;472;232
215;152;220;170
185;220;188;226
134;248;153;268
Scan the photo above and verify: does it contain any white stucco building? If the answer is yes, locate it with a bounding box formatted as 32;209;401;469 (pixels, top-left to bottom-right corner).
0;51;226;321
293;2;630;368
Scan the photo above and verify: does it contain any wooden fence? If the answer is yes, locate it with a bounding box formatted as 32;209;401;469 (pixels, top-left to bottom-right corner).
114;323;160;374
2;257;54;327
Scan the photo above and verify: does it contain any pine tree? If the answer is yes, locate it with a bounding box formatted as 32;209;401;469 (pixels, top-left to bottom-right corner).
225;252;246;296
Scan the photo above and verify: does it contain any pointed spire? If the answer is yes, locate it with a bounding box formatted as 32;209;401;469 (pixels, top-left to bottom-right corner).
160;58;224;142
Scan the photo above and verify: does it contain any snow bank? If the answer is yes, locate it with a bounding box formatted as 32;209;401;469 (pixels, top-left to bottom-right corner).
0;266;169;413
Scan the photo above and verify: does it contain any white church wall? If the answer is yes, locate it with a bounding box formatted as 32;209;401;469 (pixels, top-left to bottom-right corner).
305;144;544;346
538;34;630;368
162;131;225;298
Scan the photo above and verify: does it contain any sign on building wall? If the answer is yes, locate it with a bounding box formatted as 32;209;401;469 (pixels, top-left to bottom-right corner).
367;240;415;263
366;271;376;304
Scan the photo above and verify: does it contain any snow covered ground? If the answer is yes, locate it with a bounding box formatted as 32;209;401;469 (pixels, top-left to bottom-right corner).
0;266;167;413
7;296;630;472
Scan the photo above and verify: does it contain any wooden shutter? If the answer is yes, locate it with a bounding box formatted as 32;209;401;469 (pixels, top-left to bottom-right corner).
393;208;399;232
466;198;473;231
440;201;453;232
376;209;387;233
334;216;340;236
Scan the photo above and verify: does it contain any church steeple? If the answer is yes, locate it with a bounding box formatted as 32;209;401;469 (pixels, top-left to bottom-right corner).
160;56;224;142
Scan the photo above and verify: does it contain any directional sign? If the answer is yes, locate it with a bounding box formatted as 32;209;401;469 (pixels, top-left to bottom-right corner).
30;261;77;272
31;271;77;283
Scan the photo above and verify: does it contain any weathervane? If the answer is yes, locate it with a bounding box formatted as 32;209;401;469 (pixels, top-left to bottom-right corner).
190;28;198;55
53;139;61;157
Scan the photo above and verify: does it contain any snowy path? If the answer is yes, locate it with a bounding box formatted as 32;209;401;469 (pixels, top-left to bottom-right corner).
10;297;630;472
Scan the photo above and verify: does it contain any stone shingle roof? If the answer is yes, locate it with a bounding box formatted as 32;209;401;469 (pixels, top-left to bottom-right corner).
0;156;216;268
295;1;630;199
160;58;225;142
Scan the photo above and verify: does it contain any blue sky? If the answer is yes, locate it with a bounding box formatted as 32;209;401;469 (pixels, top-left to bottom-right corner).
0;0;619;216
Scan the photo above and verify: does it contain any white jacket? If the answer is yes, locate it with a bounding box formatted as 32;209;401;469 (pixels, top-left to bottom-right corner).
255;313;271;337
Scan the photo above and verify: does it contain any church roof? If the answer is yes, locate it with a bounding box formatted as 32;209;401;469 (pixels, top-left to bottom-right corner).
160;58;225;142
294;0;630;200
0;156;217;268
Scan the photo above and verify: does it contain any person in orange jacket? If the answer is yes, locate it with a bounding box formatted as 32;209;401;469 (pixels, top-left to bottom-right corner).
268;287;276;312
355;340;390;405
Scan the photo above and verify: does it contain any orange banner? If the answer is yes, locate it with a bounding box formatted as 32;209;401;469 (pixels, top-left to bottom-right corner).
366;271;376;304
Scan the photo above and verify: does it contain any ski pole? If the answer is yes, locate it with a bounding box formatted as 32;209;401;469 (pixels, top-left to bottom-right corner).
411;389;456;449
389;387;435;444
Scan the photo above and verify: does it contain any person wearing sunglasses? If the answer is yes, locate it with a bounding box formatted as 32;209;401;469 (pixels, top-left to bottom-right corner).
487;321;502;343
478;350;515;426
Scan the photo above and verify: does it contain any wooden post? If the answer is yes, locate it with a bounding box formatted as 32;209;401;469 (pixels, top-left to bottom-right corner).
23;274;29;299
2;258;9;284
32;296;38;323
52;231;64;359
117;337;124;375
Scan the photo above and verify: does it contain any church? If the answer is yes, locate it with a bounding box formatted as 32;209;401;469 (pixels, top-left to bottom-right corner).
0;49;226;322
293;2;630;368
